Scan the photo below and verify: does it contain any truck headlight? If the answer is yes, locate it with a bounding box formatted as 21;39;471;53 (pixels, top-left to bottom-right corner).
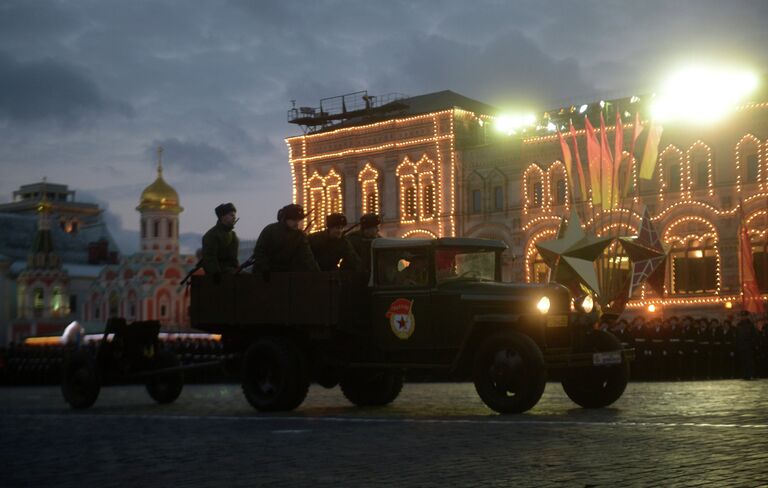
536;296;550;314
578;295;594;314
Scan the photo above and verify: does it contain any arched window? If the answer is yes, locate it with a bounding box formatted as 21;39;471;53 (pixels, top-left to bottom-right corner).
687;141;712;194
533;182;543;207
746;211;768;292
108;291;119;318
33;288;44;311
664;218;720;295
51;287;63;314
522;164;544;213
659;145;683;200
167;220;174;238
141;219;146;238
735;134;761;190
306;169;343;232
555;179;566;206
153;220;160;238
358;163;380;215
404;187;417;219
397;155;437;222
525;228;558;283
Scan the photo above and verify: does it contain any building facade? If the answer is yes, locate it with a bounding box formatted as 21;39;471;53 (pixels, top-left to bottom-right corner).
286;90;768;316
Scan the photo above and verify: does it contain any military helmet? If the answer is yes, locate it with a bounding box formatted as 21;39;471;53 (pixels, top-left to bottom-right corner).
215;202;237;218
360;213;381;229
278;203;305;222
325;213;347;228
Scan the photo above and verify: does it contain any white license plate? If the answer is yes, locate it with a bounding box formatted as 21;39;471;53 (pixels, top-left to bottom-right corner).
546;315;568;328
593;351;622;365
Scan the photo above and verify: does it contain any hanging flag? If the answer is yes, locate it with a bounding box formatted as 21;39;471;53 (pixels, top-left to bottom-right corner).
557;129;575;202
739;203;765;314
599;112;614;207
639;121;664;180
622;112;644;198
584;117;602;206
569;120;588;202
613;111;624;206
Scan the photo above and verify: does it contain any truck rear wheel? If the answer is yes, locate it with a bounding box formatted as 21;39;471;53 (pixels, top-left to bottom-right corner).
146;350;184;404
561;330;629;408
340;370;404;407
473;331;546;414
241;337;309;412
61;350;101;409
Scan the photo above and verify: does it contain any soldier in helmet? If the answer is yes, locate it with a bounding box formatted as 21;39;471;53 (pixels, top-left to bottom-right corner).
251;203;320;274
346;213;381;273
201;202;240;279
308;213;361;271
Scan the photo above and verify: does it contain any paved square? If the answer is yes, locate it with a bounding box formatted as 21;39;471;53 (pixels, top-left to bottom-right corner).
2;381;767;487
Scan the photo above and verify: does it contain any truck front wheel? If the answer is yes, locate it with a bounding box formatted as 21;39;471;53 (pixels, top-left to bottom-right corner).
473;331;546;414
340;370;404;407
241;337;309;412
561;330;629;408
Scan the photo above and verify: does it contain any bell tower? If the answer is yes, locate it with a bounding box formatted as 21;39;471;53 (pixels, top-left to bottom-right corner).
136;147;183;254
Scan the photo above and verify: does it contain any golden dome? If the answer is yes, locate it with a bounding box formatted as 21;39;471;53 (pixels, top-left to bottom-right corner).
136;149;183;213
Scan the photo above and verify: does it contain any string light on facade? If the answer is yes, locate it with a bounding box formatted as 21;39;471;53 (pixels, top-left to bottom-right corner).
735;134;762;192
524;228;558;283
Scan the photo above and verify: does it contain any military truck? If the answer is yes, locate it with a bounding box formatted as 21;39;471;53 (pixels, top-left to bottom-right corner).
191;237;631;414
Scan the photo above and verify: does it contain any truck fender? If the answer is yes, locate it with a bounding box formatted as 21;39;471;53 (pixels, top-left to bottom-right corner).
450;314;523;374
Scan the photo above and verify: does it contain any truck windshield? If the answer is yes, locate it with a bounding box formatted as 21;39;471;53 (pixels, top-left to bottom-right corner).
435;248;497;283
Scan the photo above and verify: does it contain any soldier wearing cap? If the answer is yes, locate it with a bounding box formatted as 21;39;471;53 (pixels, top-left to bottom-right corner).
252;203;320;273
308;213;361;271
346;213;381;273
201;202;240;277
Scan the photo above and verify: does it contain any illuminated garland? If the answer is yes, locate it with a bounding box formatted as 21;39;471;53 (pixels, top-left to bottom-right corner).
306;169;343;232
685;140;713;197
547;161;570;212
657;144;682;205
402;228;437;238
448;111;457;236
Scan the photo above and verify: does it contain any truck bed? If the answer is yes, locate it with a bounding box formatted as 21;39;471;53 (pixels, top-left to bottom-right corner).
190;272;370;333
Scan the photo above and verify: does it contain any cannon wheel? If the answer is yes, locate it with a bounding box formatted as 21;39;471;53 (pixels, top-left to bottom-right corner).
146;350;184;404
241;337;309;412
61;350;101;409
340;369;404;407
473;331;546;414
561;330;630;408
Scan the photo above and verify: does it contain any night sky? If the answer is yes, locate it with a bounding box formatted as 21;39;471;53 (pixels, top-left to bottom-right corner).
1;0;766;254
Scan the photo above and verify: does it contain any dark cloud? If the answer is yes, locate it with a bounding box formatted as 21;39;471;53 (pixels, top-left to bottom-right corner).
146;138;243;175
0;52;133;125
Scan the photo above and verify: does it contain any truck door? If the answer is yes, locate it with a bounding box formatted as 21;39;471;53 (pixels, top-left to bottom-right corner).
371;247;433;353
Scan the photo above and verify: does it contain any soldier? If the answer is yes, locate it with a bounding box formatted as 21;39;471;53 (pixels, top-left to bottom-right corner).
251;203;320;274
201;202;240;279
308;213;362;271
347;213;381;273
735;310;759;380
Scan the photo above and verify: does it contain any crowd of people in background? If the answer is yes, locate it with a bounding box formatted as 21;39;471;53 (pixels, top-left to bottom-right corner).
1;312;766;385
602;311;767;381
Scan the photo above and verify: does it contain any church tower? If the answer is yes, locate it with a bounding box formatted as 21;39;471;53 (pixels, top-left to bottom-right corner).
136;147;183;255
17;180;71;319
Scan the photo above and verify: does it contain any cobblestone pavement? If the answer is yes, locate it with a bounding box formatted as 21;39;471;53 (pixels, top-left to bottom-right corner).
2;381;768;487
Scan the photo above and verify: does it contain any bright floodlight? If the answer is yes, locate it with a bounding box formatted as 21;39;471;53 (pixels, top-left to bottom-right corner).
494;113;536;136
651;65;759;124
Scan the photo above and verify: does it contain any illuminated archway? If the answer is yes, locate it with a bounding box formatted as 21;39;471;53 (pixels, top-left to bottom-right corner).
522;164;544;214
735;134;762;192
525;228;558;283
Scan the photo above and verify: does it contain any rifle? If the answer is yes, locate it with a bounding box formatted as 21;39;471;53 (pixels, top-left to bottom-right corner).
342;223;360;236
180;259;203;286
236;255;256;274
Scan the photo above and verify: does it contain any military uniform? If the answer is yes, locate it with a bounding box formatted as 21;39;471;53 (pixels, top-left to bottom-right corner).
201;222;239;274
252;222;320;273
308;231;361;271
